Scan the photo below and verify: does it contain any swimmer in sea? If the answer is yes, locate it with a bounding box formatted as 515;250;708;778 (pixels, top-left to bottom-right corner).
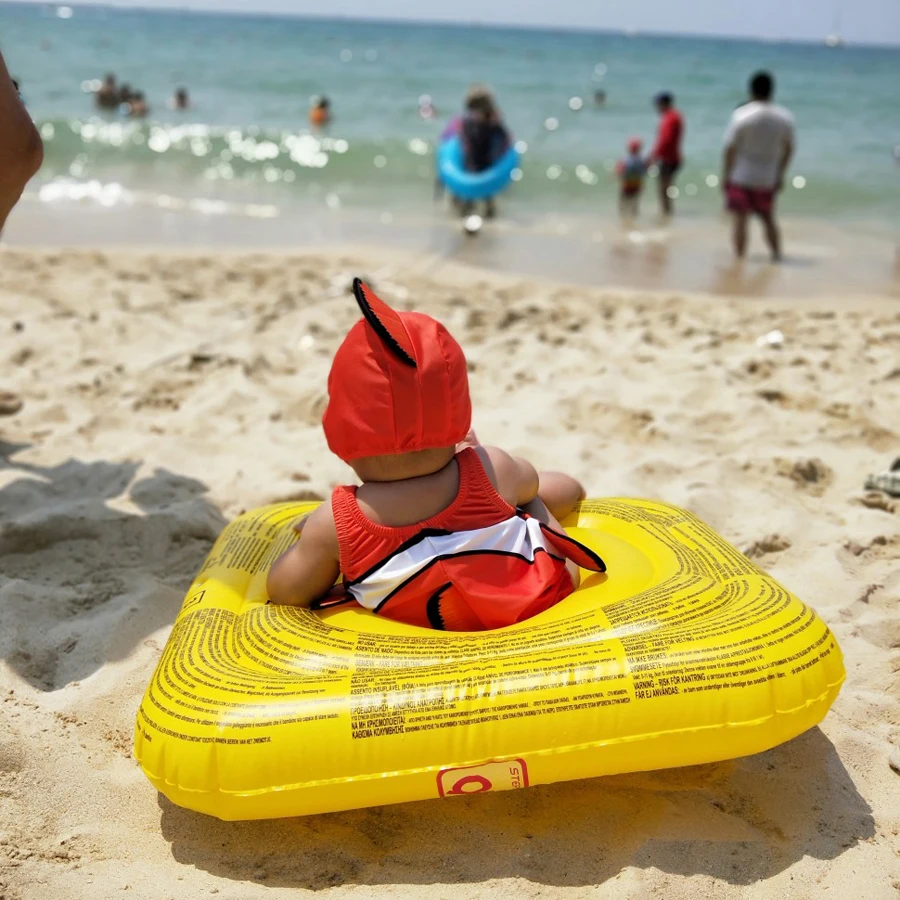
171;87;190;110
418;94;436;120
116;82;134;115
309;96;331;127
95;73;119;110
128;91;149;118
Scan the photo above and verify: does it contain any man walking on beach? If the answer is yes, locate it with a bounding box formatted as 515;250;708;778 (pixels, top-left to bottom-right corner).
649;92;683;217
0;49;43;416
723;71;794;261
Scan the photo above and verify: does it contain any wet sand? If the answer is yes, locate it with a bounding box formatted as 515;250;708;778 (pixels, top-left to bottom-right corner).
1;245;899;900
6;196;899;299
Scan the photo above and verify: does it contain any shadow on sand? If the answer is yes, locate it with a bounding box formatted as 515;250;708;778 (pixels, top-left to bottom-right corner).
159;727;870;890
0;441;226;691
2;450;865;889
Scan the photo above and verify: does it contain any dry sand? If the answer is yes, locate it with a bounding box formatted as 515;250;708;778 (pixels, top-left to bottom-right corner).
1;246;898;899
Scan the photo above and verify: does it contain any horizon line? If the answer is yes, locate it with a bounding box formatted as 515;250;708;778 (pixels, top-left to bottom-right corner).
3;0;900;50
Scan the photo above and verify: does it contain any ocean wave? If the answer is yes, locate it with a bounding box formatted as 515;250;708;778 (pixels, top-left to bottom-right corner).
34;174;281;220
38;117;356;179
32;115;633;210
31;115;871;220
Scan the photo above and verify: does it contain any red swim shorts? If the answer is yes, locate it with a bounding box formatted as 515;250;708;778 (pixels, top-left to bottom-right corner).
726;183;775;216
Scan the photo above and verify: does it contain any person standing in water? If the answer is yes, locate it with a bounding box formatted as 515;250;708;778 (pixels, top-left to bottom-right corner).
649;92;684;216
459;84;510;219
722;71;795;262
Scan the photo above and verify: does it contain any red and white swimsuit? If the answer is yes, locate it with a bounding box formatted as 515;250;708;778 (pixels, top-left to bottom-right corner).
328;448;605;631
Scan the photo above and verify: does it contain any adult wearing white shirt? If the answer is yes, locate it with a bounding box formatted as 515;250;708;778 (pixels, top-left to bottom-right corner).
723;71;795;261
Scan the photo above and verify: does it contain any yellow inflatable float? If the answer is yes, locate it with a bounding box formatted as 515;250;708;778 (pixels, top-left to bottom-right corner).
134;499;844;821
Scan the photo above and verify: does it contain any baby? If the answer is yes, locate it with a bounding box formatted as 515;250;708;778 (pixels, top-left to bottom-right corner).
266;279;605;631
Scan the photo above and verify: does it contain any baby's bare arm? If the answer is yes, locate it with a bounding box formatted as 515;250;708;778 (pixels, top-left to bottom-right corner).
266;504;341;607
480;446;584;587
480;445;584;521
535;471;585;523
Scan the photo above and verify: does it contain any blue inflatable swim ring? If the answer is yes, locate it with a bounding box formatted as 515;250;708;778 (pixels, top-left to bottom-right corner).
437;136;519;201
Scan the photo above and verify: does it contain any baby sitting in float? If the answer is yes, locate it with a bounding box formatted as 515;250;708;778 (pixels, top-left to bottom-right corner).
266;279;605;630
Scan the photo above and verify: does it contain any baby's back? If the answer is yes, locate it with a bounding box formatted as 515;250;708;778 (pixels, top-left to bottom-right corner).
334;448;577;630
355;454;467;527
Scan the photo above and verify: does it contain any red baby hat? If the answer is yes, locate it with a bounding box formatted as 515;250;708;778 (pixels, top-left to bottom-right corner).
322;278;472;462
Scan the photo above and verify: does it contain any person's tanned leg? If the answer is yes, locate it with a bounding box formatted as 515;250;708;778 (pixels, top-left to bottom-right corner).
760;211;782;261
619;193;634;219
658;173;672;216
732;212;748;258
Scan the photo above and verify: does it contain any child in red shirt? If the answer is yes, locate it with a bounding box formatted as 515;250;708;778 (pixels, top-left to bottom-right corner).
267;279;605;631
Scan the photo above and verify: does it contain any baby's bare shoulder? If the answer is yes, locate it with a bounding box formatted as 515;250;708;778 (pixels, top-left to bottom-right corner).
474;446;526;505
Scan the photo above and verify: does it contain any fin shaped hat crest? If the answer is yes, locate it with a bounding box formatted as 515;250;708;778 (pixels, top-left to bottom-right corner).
322;278;471;462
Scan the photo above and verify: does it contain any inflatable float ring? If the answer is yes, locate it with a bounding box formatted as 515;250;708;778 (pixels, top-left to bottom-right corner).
437;135;519;201
134;499;844;820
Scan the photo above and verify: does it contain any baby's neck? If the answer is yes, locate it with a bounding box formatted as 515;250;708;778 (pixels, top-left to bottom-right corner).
351;446;456;483
353;451;462;528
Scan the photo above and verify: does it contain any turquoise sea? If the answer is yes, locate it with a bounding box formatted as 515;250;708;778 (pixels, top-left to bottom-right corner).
2;2;899;232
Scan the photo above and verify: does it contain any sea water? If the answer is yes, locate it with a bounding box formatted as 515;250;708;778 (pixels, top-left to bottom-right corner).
3;2;899;234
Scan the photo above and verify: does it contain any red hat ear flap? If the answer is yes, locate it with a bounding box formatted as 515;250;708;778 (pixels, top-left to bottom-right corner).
353;277;417;368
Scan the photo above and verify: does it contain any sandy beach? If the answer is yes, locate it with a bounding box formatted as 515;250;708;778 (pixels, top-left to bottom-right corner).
1;245;899;900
